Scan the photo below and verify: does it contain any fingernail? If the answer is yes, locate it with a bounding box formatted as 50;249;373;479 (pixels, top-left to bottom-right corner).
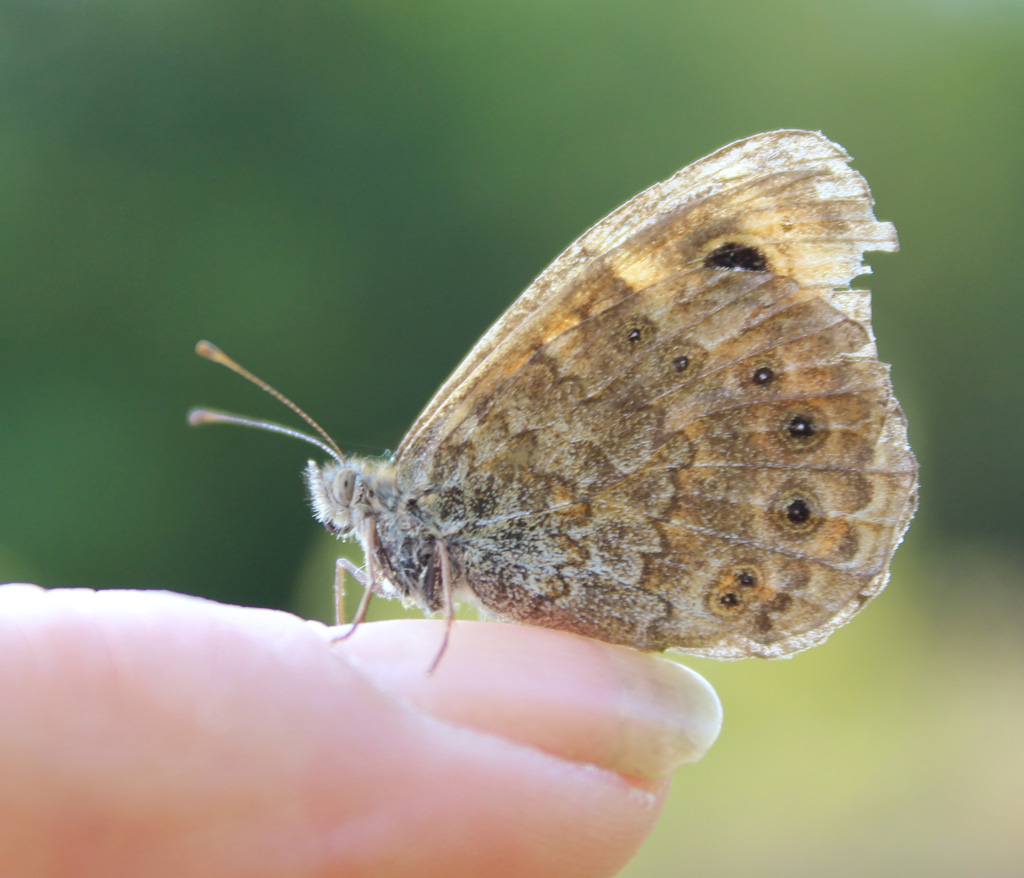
600;648;722;778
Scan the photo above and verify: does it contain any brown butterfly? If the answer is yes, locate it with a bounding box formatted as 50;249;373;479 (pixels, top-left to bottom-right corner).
194;130;917;663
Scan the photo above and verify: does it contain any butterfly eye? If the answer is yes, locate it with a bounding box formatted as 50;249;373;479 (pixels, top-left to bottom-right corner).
333;467;357;504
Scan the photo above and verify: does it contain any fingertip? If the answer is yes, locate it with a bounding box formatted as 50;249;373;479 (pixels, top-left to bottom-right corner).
334;619;722;779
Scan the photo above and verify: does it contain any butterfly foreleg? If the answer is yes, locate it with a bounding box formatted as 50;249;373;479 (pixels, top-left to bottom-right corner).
332;528;379;641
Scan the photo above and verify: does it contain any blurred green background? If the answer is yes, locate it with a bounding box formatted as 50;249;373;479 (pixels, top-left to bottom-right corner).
1;0;1021;874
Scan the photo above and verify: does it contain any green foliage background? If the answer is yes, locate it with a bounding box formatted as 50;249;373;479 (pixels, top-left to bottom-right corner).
1;0;1021;874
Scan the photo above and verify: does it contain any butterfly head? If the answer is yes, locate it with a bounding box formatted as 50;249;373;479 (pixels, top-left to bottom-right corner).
306;460;362;537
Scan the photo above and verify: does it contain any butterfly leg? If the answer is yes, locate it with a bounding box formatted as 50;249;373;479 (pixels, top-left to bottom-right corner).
427;538;455;674
332;531;378;641
336;557;368;587
333;558;367;625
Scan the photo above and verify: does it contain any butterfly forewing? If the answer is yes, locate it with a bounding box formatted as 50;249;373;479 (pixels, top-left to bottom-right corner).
391;130;915;658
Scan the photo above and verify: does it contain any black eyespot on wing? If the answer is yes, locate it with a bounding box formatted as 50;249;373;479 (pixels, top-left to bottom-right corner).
704;242;769;272
627;327;642;343
778;408;827;451
736;569;757;587
752;366;774;385
771;487;822;535
786;414;816;439
709;564;766;617
786;498;812;524
673;354;689;372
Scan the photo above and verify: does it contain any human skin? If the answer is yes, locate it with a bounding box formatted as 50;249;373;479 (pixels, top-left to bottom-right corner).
0;585;721;878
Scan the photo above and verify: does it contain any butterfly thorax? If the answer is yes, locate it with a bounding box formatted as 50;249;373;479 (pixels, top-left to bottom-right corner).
305;458;446;612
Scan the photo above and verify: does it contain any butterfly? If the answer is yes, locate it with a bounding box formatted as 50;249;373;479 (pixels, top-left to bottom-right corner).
194;130;917;663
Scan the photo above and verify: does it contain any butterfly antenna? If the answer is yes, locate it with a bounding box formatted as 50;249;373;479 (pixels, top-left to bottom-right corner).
191;340;347;464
